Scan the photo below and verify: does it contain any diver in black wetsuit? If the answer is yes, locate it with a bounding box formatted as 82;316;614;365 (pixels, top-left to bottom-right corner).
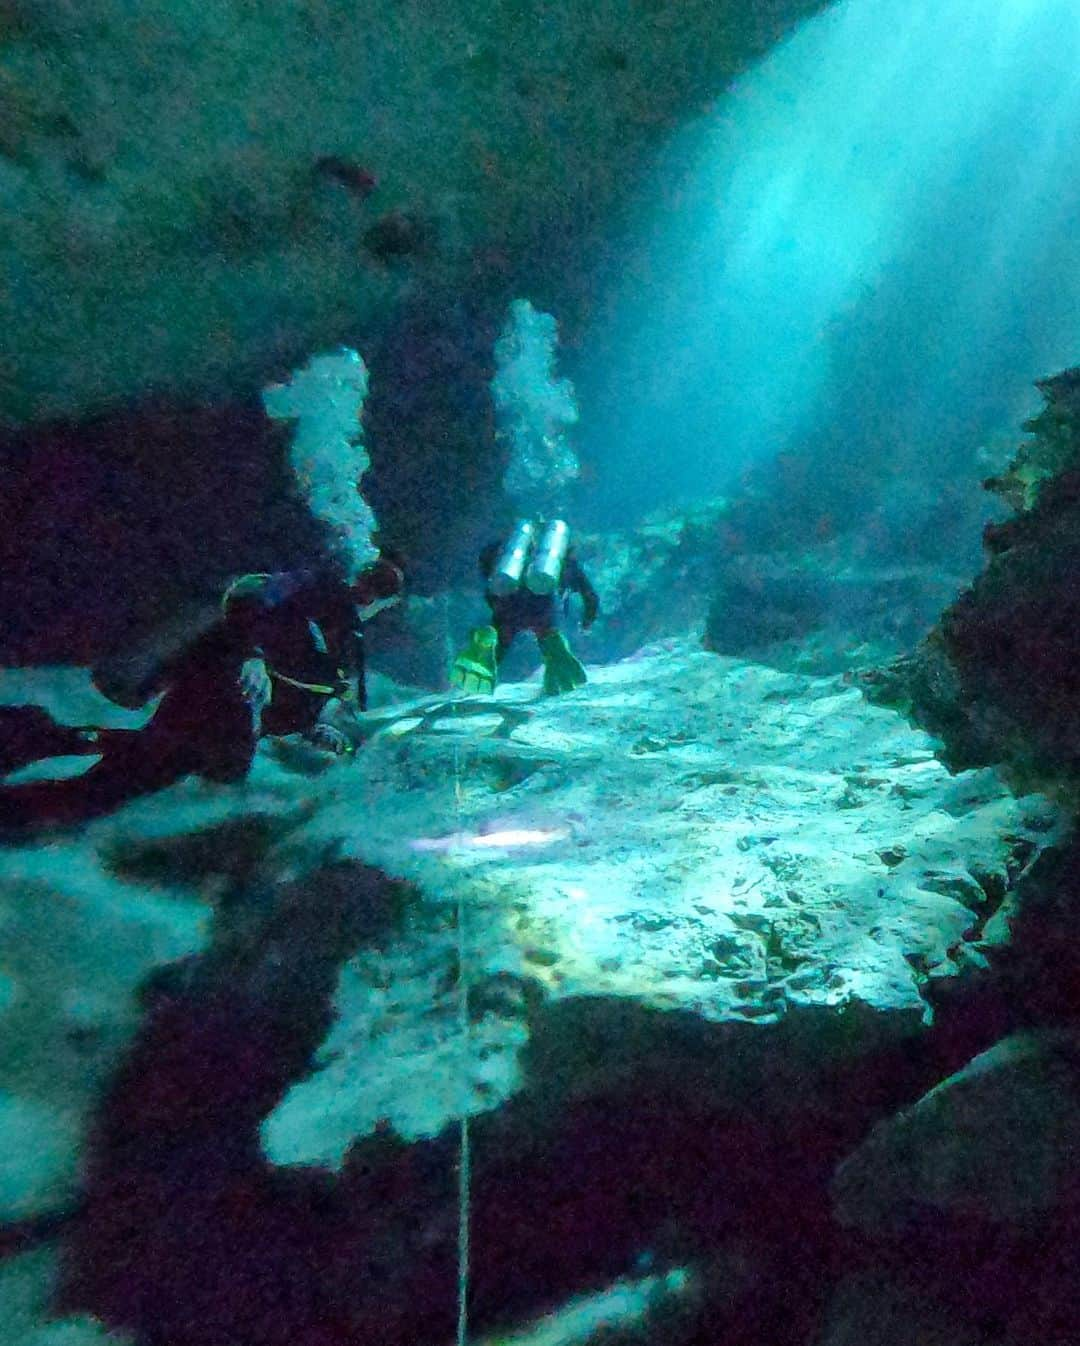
450;519;598;696
0;555;404;831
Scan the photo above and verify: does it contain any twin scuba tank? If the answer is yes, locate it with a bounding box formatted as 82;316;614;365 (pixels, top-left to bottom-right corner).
489;519;570;597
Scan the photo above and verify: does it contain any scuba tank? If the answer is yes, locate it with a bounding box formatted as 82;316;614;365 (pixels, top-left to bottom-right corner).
489;519;537;596
524;519;570;594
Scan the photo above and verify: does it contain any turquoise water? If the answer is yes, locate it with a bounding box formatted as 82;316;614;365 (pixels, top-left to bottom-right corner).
574;0;1080;525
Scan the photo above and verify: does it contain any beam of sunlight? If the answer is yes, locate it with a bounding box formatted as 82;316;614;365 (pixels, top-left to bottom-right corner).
575;0;1080;523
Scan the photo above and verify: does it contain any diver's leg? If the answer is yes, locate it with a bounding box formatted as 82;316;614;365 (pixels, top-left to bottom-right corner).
0;732;196;830
535;623;588;695
197;728;257;784
0;705;104;776
450;626;500;694
148;675;257;786
495;622;517;664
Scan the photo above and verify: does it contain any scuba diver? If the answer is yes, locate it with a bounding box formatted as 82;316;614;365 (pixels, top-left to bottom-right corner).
450;518;598;696
0;554;404;832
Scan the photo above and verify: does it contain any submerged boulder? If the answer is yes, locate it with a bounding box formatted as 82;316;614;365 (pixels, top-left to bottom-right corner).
833;1029;1080;1232
815;1270;990;1346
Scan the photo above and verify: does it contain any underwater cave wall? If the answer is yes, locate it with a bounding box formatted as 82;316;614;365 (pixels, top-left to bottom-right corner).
0;0;829;428
873;368;1080;800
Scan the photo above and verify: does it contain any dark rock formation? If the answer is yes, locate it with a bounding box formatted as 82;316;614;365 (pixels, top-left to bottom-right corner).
862;367;1080;799
833;1029;1080;1231
824;1030;1080;1345
830;370;1080;1346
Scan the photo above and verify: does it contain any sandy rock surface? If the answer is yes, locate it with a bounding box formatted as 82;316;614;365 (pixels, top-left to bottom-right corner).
0;645;1064;1212
258;641;1062;1163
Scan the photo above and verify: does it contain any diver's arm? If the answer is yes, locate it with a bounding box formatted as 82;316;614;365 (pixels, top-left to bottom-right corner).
307;649;365;754
338;609;367;712
306;608;366;751
564;556;599;629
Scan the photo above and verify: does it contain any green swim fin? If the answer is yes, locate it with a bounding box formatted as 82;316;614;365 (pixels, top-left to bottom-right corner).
539;630;587;696
450;625;499;694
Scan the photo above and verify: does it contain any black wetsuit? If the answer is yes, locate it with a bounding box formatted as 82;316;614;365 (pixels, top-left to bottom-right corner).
481;545;599;661
245;568;367;731
0;705;101;777
0;568;366;830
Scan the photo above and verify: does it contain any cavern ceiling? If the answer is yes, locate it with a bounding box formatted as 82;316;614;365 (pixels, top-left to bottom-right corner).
0;0;827;427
